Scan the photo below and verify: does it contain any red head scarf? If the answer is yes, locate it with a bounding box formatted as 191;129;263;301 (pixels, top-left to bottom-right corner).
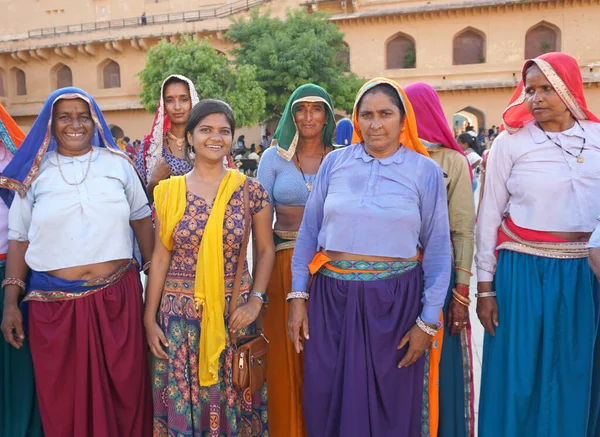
503;52;600;133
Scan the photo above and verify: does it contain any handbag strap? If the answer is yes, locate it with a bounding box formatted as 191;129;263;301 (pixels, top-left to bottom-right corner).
230;179;251;347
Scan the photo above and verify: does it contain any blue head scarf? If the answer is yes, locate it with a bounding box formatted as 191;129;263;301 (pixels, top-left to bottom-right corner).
0;87;130;207
335;118;354;147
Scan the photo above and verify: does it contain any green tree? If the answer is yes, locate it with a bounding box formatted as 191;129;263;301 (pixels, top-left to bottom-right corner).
137;36;266;126
226;9;363;119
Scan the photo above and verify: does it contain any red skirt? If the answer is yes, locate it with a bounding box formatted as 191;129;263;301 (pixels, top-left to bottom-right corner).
28;266;152;437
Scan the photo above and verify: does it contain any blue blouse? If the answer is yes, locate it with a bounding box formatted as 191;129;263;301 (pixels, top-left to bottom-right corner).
291;144;452;324
257;146;315;207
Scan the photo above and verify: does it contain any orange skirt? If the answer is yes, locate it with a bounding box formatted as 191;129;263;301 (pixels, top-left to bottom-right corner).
263;248;306;437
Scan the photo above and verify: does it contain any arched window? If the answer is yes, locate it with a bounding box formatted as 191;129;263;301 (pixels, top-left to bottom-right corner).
453;28;486;65
335;42;351;72
14;68;26;96
0;70;5;97
102;60;121;89
525;22;560;59
55;64;73;89
386;33;416;69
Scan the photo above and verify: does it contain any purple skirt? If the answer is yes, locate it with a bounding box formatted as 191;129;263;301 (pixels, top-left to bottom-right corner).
303;262;425;437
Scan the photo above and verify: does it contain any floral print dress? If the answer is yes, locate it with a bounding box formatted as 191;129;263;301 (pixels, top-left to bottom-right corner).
153;178;270;437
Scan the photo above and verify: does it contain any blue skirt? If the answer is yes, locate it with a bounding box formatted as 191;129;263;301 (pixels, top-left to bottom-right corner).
479;250;600;437
438;270;474;437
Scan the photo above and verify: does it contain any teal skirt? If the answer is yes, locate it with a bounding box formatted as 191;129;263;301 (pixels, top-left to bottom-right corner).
479;250;600;437
438;270;475;437
0;263;44;437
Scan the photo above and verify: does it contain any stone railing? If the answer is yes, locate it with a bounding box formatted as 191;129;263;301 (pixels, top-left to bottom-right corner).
27;0;267;39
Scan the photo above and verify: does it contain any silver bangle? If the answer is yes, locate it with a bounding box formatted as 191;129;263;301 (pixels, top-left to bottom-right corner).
286;291;309;302
475;292;497;298
416;316;438;336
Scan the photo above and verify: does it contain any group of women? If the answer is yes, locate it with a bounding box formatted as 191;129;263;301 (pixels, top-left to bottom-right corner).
0;51;599;437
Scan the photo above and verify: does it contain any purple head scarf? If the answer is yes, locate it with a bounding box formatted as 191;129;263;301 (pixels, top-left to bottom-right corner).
404;82;472;180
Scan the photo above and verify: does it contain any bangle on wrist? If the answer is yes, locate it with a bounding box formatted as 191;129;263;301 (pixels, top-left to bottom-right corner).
2;278;26;294
286;291;309;302
452;289;471;307
416;316;438;336
475;291;497;298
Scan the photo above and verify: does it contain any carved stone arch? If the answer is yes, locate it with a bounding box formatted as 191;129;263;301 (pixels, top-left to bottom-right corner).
453;27;486;65
525;21;561;59
98;58;121;89
51;63;73;89
385;32;416;69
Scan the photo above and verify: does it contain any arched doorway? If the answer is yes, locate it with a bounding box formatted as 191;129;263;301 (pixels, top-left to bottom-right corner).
452;106;486;136
108;124;124;140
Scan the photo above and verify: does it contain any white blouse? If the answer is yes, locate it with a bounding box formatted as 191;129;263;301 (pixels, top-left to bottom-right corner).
8;147;151;272
476;120;600;281
589;220;600;249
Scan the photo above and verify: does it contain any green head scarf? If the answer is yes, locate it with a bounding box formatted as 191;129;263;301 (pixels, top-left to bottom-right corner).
272;83;336;161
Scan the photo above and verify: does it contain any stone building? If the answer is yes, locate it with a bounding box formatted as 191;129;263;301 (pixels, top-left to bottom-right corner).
0;0;598;140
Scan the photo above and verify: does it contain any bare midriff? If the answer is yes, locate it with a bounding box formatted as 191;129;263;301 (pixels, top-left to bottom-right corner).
323;249;420;263
273;205;306;232
46;259;129;282
548;231;593;242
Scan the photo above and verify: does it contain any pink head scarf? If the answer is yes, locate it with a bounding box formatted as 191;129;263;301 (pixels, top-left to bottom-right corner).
404;82;472;180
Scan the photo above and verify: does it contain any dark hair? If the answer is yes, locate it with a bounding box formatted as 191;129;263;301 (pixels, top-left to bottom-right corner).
162;76;189;99
184;99;236;164
457;133;476;147
356;84;405;118
123;136;130;143
250;144;256;153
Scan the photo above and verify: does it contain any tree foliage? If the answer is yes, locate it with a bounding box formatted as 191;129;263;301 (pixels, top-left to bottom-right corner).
226;9;363;119
137;36;266;126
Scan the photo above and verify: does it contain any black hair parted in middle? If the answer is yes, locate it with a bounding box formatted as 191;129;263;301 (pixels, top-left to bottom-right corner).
184;99;236;164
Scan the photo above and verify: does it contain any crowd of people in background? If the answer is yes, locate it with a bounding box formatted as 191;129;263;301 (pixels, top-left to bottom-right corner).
1;51;600;437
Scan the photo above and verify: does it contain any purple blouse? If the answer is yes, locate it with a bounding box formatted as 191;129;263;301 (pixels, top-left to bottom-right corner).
291;144;452;324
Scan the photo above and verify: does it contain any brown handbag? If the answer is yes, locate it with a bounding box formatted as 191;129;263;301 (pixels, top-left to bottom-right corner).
231;179;269;394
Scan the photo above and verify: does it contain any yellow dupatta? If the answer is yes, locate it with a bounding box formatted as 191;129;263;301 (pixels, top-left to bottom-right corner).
154;169;247;386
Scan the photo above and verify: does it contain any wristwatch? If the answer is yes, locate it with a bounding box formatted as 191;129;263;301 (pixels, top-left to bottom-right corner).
250;291;268;305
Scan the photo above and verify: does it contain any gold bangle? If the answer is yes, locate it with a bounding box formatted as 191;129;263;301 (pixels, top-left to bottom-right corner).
452;291;471;307
454;266;473;276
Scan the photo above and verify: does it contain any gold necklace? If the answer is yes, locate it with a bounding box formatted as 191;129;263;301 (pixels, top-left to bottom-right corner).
166;130;185;152
56;148;93;186
295;147;326;192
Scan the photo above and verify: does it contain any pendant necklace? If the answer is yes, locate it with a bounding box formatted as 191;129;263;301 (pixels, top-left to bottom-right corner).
538;120;586;163
166;130;185;152
295;147;326;192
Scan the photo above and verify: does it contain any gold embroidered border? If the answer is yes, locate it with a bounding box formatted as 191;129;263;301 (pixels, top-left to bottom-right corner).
24;260;133;303
496;241;588;259
534;59;587;121
276;241;296;252
273;230;299;240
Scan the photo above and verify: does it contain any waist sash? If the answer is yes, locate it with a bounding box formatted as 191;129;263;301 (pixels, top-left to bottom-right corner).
24;260;134;303
497;220;588;259
273;230;298;252
309;251;419;282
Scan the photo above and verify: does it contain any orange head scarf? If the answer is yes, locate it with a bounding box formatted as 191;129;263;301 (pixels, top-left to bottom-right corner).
502;52;600;133
351;77;429;157
0;102;25;154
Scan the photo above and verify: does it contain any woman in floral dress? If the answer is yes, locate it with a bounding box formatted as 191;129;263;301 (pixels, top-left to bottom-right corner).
144;99;275;437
